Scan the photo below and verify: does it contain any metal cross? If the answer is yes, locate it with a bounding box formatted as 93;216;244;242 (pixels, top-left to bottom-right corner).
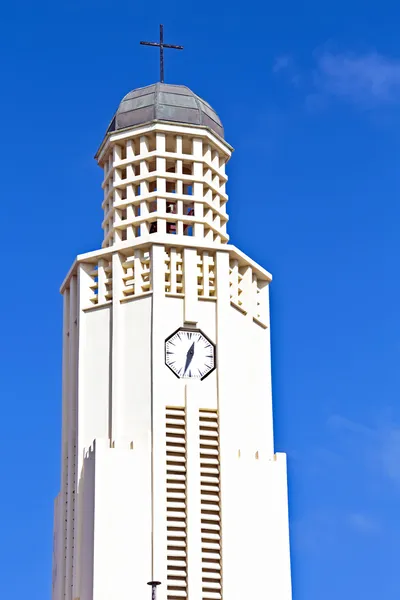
147;581;161;600
140;25;183;83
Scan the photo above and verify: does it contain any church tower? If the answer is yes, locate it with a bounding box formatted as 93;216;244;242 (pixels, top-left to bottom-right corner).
52;81;292;600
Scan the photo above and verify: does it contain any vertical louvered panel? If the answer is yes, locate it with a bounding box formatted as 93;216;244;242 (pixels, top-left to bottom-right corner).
166;407;188;600
199;409;222;600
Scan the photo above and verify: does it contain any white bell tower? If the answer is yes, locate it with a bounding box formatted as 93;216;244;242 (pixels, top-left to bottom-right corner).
51;82;292;600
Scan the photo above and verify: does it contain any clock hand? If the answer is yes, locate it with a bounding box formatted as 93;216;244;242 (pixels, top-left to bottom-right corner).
184;342;195;374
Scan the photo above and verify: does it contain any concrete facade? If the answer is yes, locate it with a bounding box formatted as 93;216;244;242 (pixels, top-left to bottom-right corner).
52;108;292;600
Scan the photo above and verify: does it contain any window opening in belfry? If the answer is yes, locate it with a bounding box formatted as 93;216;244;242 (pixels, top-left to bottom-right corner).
147;134;156;152
167;222;177;234
166;200;177;234
166;180;177;193
182;162;193;175
133;138;140;155
165;135;176;153
183;202;194;216
166;160;177;173
167;201;177;214
182;137;192;155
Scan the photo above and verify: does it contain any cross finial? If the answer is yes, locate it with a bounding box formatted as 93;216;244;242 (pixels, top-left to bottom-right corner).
147;581;161;600
140;25;183;83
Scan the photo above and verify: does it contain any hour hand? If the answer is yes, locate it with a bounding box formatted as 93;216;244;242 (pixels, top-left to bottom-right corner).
184;342;195;374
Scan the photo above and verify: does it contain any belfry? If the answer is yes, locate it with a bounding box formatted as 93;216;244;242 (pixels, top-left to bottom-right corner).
51;50;292;600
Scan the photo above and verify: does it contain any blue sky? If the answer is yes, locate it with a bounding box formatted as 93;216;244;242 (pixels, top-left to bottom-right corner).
2;0;400;598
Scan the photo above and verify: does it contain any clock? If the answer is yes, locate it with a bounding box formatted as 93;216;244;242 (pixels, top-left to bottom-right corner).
165;328;216;380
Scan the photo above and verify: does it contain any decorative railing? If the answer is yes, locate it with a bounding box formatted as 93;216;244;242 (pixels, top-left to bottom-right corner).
121;249;151;299
165;248;184;295
197;251;216;298
229;258;268;327
76;246;269;327
87;259;113;306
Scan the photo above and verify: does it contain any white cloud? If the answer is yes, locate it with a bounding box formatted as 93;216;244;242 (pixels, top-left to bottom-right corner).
347;512;381;534
314;51;400;108
381;428;400;482
292;509;381;553
272;55;302;87
328;413;400;484
315;51;400;105
272;55;292;73
291;510;342;552
274;49;400;110
327;414;375;437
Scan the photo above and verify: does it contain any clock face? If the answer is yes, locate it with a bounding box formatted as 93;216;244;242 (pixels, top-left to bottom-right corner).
165;328;216;380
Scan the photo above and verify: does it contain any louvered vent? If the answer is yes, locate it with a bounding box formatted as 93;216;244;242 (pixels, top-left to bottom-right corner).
166;407;188;600
199;409;222;600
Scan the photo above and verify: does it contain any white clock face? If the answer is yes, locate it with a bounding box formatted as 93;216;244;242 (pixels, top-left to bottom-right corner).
165;328;216;380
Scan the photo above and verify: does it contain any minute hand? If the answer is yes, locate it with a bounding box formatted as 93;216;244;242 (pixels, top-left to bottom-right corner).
184;342;195;374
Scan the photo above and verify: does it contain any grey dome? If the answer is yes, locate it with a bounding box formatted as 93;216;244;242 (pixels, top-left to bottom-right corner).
107;83;224;138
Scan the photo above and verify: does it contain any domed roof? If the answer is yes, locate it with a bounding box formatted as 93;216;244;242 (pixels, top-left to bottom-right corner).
106;83;224;138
